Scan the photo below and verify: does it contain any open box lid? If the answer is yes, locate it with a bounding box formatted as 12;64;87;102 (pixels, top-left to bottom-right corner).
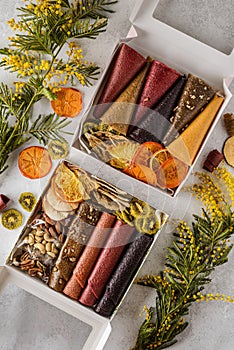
129;0;234;89
0;266;111;350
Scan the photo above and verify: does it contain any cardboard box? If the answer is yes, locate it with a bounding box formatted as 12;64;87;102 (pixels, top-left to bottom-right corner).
73;0;233;197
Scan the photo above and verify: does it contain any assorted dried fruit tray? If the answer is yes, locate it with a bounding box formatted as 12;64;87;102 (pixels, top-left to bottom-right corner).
7;160;167;318
76;43;226;196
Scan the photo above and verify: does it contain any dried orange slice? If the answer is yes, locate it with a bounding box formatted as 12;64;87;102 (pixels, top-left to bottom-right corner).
123;164;157;186
18;146;52;179
132;141;163;167
51;87;82;118
149;149;172;172
53;163;84;203
157;158;188;189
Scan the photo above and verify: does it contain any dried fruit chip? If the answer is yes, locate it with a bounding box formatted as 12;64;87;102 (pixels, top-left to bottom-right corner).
1;208;22;230
18;146;52;179
223;136;234;168
132;142;163;167
108;142;139;169
47;139;69;160
149;149;172;172
53;163;84;203
123;164;157;186
51;87;82;118
157;158;188;189
18;192;37;212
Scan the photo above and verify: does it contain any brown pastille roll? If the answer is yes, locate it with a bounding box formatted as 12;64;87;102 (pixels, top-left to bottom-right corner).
94;233;154;318
63;212;116;300
79;220;135;307
48;202;101;292
163;74;215;145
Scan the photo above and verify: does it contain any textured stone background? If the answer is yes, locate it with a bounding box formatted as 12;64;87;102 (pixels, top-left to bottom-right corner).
0;1;234;349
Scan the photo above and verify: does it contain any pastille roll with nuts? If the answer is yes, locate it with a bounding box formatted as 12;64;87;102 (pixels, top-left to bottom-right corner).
49;202;101;292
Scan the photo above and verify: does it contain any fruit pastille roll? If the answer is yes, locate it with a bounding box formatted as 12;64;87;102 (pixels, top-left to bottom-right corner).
63;212;116;300
79;220;135;307
48;202;101;292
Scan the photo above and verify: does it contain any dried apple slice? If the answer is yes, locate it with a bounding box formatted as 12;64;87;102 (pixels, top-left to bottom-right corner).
42;196;72;221
46;187;79;212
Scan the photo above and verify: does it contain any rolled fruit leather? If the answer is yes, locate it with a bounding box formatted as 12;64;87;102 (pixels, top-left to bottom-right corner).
128;60;181;133
79;220;135;307
94;233;154;318
63;212;116;300
94;43;147;118
129;75;186;144
100;60;151;136
48;202;101;292
163;74;215;145
167;94;224;165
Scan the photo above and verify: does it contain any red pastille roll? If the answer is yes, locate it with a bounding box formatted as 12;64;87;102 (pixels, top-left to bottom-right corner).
94;43;147;118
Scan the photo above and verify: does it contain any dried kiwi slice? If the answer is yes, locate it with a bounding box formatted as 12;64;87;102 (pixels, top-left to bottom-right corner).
130;199;145;218
1;209;22;230
134;204;159;235
47;139;69;160
135;216;145;233
117;209;134;226
83;121;100;134
19;192;36;212
142;214;160;235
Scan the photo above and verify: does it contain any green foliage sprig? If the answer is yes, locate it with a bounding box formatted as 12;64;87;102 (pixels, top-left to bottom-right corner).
132;167;234;350
0;0;117;174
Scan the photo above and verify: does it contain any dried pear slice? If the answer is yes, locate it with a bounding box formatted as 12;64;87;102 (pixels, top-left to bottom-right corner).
47;139;69;160
18;192;36;212
1;209;23;230
223;136;234;168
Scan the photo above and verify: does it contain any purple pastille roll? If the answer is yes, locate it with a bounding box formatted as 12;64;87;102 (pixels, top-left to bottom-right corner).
94;233;153;318
129;75;186;144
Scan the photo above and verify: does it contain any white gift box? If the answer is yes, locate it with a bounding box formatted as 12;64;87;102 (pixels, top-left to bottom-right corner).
74;0;234;197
